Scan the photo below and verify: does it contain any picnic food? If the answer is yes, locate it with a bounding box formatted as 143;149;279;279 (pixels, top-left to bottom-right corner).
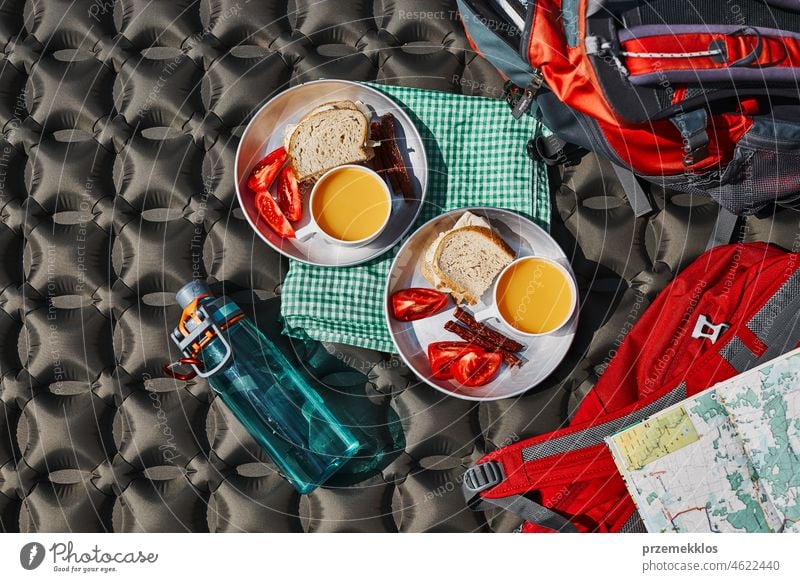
422;212;487;293
255;189;295;238
495;257;574;334
247;146;301;238
370;113;414;200
425;341;502;387
409;213;527;389
422;211;515;304
247;146;286;192
311;166;390;242
426;341;484;380
391;288;448;321
434;227;515;304
287;100;375;182
443;320;523;367
453;306;524;352
277;166;301;222
451;350;502;388
248;100;412;243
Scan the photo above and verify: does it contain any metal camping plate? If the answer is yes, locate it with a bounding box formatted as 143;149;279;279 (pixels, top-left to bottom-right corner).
236;80;428;267
385;207;578;401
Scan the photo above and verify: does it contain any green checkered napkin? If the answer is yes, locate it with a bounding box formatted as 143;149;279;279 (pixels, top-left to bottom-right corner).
280;83;549;353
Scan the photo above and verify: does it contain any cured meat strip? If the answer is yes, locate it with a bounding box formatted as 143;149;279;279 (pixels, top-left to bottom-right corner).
444;321;523;367
379;113;414;201
370;120;402;194
370;119;407;196
453;307;525;352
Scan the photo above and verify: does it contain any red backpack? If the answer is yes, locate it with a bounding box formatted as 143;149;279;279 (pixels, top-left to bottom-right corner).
463;242;800;532
458;0;800;216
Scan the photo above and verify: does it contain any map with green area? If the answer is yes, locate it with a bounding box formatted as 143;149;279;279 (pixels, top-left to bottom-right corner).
606;348;800;533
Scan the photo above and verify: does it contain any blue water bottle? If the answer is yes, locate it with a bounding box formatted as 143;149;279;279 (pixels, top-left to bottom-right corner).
165;280;361;494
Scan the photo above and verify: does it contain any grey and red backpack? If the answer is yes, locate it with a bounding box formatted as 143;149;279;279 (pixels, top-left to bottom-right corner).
463;242;800;532
457;0;800;532
458;0;800;217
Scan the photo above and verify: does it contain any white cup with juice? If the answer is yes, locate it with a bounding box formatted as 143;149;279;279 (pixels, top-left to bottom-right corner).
295;165;392;247
473;256;577;337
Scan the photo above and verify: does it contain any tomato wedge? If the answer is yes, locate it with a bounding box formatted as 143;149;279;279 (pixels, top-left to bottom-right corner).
255;190;295;238
391;288;448;321
247;147;287;193
452;350;502;387
427;342;484;380
277;166;302;222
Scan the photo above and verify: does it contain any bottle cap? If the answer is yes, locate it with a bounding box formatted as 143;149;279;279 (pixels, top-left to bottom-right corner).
176;280;212;309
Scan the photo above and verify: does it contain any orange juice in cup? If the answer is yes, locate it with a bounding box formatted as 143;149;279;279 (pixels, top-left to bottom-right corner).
475;257;577;336
295;165;391;247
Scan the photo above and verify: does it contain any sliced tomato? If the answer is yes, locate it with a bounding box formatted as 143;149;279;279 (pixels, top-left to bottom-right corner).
247;147;287;193
255;190;295;238
277;166;302;222
427;341;484;380
391;288;448;321
452;350;502;387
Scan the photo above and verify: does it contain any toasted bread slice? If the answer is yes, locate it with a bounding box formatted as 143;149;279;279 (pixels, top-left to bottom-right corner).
288;104;374;182
431;226;514;305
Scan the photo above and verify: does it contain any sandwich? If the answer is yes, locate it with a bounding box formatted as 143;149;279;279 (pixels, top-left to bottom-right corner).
284;100;376;182
422;212;515;304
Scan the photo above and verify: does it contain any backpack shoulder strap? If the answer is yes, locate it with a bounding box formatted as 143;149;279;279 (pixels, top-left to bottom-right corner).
610;163;652;217
463;382;689;530
707;207;740;250
463;462;579;532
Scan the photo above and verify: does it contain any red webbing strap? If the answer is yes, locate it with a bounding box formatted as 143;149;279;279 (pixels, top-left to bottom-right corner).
620;29;800;77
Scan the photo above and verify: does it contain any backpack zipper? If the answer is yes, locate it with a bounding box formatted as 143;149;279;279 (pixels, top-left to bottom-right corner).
508;70;544;118
503;0;540;119
586;35;725;77
518;0;537;62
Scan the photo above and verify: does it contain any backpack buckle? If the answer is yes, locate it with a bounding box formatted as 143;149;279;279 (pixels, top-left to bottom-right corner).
692;314;730;344
462;461;505;506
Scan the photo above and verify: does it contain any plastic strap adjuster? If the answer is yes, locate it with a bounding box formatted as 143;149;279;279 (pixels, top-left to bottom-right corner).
670;109;709;166
462;461;505;506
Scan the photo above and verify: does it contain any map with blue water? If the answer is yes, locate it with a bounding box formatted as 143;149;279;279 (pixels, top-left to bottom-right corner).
606;348;800;533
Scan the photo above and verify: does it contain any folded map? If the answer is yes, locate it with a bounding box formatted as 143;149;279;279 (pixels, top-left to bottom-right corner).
606;347;800;533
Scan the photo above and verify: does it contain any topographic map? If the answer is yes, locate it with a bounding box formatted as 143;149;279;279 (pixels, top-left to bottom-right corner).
606;348;800;533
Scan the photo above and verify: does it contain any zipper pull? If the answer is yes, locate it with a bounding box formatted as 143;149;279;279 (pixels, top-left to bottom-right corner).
508;71;544;119
585;36;629;77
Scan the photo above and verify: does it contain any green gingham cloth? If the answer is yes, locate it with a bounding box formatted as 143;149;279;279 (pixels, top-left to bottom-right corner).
280;83;549;353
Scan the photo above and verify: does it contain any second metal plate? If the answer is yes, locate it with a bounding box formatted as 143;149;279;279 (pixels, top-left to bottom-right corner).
385;207;578;401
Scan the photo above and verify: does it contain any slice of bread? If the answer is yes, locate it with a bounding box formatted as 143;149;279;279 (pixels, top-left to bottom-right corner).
288;104;374;181
422;212;493;297
283;101;359;151
430;225;514;305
